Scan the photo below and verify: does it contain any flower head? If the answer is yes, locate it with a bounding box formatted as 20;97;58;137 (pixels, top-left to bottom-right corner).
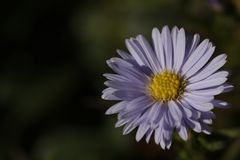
102;26;233;149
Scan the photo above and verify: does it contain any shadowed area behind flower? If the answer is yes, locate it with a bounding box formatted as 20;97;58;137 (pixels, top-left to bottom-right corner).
0;0;240;160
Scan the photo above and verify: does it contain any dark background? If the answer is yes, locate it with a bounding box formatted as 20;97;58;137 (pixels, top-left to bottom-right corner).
1;0;240;159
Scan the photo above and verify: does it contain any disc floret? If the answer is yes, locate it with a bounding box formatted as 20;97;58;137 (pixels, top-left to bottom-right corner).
147;71;186;102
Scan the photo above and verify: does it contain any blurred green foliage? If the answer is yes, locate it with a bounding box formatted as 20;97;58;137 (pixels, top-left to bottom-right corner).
1;0;240;160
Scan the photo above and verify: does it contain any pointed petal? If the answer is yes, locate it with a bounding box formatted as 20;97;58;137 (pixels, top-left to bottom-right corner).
185;45;215;78
113;90;144;101
165;139;172;149
136;123;149;142
174;28;186;71
159;137;166;149
189;86;224;96
147;102;163;127
168;101;183;126
193;70;228;82
162;26;173;69
201;111;216;119
184;93;214;103
186;77;227;90
188;54;227;83
201;123;211;135
104;80;145;91
185;34;200;58
122;114;142;135
202;119;213;124
165;108;175;128
152;28;165;69
103;73;130;82
185;118;201;133
106;58;149;83
105;101;128;115
183;97;213;112
136;35;161;72
211;99;230;109
178;123;188;141
154;123;163;144
222;84;234;93
115;119;129;128
102;89;121;100
116;49;132;59
125;39;146;66
145;129;153;143
182;39;209;75
126;96;153;111
171;26;179;56
179;99;201;119
123;122;137;135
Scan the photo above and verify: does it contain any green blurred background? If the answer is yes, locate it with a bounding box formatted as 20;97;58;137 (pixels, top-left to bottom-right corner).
1;0;240;159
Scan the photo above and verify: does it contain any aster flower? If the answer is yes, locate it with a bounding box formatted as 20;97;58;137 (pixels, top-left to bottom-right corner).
102;26;233;149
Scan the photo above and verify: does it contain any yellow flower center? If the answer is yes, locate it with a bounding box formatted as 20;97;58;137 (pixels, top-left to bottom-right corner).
147;71;186;102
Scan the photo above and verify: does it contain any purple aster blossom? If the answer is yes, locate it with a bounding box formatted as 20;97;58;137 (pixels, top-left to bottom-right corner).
102;26;233;149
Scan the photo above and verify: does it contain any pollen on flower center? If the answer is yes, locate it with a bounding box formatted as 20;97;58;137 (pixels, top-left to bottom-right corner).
147;71;186;102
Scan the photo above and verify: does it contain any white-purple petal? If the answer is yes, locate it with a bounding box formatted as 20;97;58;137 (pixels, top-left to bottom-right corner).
186;77;227;90
136;123;149;142
126;96;152;111
185;34;200;59
113;90;144;101
189;86;224;96
184;92;214;103
185;118;201;133
174;28;186;72
116;49;132;59
145;129;153;143
177;123;188;141
106;58;148;83
105;101;128;115
202;119;213;124
201;111;216;119
222;84;234;93
168;101;182;127
154;121;163;144
162;26;173;70
136;35;161;72
171;26;179;57
123;122;137;135
185;45;215;78
179;99;201;118
152;28;165;69
182;39;209;75
211;99;230;109
201;123;211;135
102;90;121;101
183;97;213;112
188;54;227;83
115;119;129;128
